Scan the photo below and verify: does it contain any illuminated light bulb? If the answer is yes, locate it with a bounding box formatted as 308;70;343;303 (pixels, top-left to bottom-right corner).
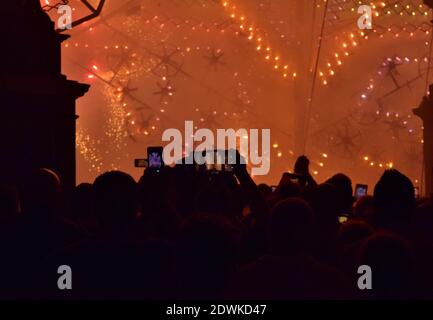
323;80;328;85
293;72;297;78
364;156;369;161
277;152;283;157
256;46;262;51
273;144;279;148
322;153;328;158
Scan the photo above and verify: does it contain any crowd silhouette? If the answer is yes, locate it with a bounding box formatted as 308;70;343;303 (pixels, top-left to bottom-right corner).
0;155;432;300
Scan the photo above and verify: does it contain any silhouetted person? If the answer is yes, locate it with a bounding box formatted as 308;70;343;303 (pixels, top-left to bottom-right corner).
226;198;354;299
136;167;179;241
0;168;84;298
372;169;416;232
353;195;377;225
326;173;354;216
176;214;239;299
338;220;374;246
294;155;318;189
257;183;273;199
275;173;303;200
311;183;341;265
19;168;61;219
93;171;138;238
358;233;415;299
47;171;174;299
336;220;374;277
196;172;246;226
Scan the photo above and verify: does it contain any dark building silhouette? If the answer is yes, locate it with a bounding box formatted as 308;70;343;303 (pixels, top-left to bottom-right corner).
414;84;433;196
0;1;89;191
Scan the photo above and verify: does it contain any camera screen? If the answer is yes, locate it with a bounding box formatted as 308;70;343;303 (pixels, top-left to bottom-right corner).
355;185;368;200
148;151;163;169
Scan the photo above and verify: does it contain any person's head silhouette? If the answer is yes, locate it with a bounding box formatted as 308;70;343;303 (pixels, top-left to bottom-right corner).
19;168;61;218
268;198;315;256
326;173;354;214
294;155;310;175
93;171;137;236
358;233;413;299
373;169;416;226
